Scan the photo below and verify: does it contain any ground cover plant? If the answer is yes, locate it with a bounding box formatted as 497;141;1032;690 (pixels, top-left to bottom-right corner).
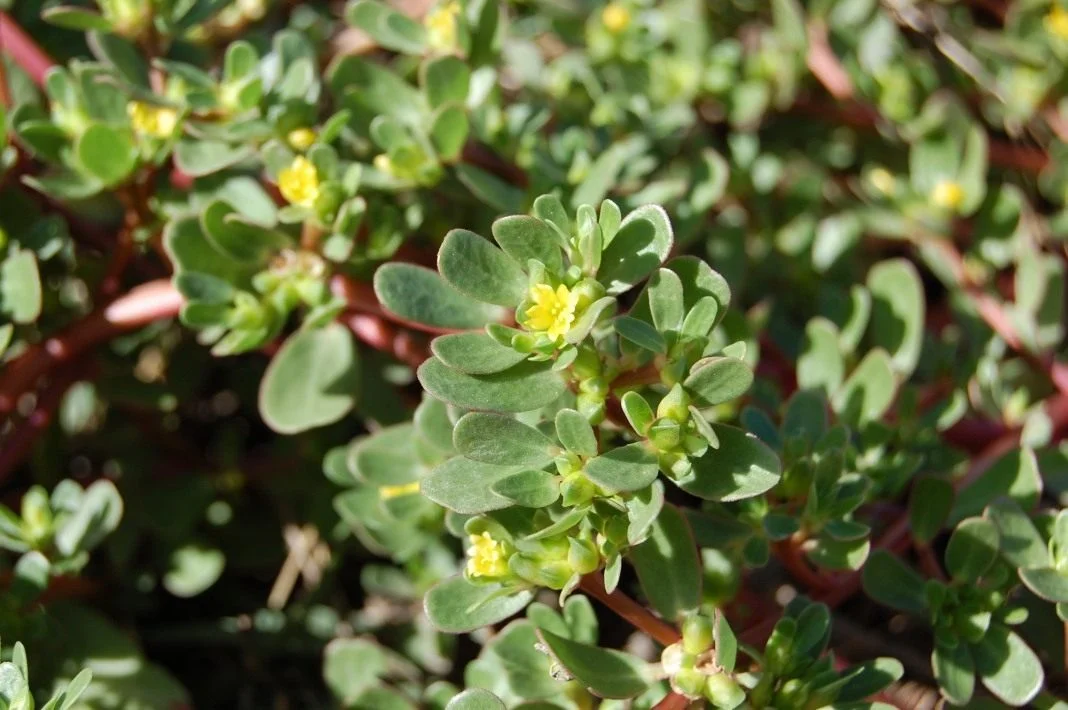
0;0;1067;707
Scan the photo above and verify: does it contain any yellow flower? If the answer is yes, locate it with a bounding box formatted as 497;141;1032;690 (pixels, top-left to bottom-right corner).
278;156;321;208
287;127;317;151
602;3;631;34
466;531;509;578
525;283;579;340
425;1;461;50
126;101;178;139
930;179;964;211
1046;4;1068;39
868;167;896;196
379;481;420;500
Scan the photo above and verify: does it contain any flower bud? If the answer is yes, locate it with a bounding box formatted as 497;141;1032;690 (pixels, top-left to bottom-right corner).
560;473;597;507
576;393;605;425
774;678;808;708
660;643;691;675
672;667;706;698
704;673;745;709
567;537;600;574
657;384;690;422
682;614;714;655
648;418;682;451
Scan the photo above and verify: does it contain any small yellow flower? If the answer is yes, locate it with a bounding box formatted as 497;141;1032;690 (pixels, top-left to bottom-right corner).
373;154;395;175
425;1;461;50
278;156;321;208
126;101;178;139
379;481;421;500
287;127;317;151
602;3;631;34
525;283;579;340
1046;4;1068;39
466;531;509;578
930;179;964;211
868;167;896;196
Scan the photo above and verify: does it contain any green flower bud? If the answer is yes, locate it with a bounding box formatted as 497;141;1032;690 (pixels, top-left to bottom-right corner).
660;643;693;675
568;537;600;574
682;433;709;458
682;613;715;655
657;384;690;422
561;473;597;507
764;618;795;675
572;345;602;379
649;418;682;451
773;678;808;709
571;278;606;310
579;376;608;397
555;451;583;475
510;554;572;589
660;358;688;387
704;673;746;709
658;451;692;480
673;667;706;698
21;486;52;546
576;392;606;425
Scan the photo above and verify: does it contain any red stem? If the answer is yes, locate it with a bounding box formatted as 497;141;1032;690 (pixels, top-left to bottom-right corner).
0;11;56;88
0;280;183;415
578;572;681;647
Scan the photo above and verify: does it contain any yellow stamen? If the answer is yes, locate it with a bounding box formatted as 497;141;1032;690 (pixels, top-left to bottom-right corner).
930;180;964;211
466;531;509;578
379;481;421;500
126;101;178;139
868;167;896;196
287;128;317;151
425;1;461;50
525;283;579;341
278;156;320;208
602;3;631;34
1046;4;1068;39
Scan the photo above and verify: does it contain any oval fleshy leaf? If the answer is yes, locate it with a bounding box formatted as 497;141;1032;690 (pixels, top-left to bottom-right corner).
418;358;567;413
438;229;528;307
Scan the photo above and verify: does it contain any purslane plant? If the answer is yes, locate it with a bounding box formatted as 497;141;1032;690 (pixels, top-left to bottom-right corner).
1;0;1068;707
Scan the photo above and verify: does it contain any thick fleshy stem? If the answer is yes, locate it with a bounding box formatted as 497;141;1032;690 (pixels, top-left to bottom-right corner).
0;11;56;88
0;279;184;415
578;571;681;647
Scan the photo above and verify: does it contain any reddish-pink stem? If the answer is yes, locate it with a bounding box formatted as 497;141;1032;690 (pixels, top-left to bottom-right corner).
0;280;183;415
0;11;56;88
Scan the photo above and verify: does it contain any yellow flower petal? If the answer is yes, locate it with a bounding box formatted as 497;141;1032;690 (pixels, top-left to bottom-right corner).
287;127;317;151
127;101;178;139
1046;5;1068;40
602;3;631;34
930;179;964;211
278;155;321;208
525;282;578;340
466;531;509;578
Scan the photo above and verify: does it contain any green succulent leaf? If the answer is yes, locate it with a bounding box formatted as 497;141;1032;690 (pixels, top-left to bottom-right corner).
597;205;674;296
431;332;528;375
683;357;753;407
972;625;1043;706
425;576;534;633
375;263;506;331
445;689;505;710
584;443;659;493
677;425;782;501
535;629;651;699
258;323;360;434
861;550;928;613
418;358;567;413
933;641;975;706
438;229;527;307
944;517;1000;582
453;412;556;467
630;505;701;621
